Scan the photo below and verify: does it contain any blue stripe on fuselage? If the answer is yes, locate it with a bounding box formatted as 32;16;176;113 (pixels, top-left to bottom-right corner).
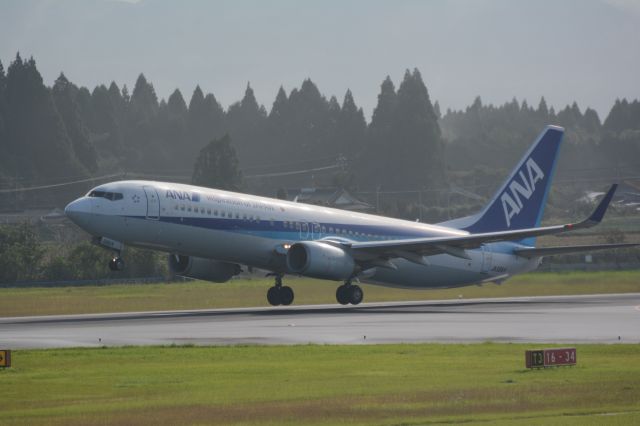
124;215;528;254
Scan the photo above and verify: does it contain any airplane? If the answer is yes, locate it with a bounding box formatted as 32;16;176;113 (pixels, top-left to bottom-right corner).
65;125;637;306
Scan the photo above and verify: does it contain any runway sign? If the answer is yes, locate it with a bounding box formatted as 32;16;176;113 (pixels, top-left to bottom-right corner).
526;348;576;368
0;350;10;368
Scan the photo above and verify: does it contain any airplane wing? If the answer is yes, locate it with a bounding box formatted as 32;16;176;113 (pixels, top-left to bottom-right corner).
513;242;639;258
345;184;618;261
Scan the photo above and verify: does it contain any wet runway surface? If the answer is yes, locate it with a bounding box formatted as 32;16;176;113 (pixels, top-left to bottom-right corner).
1;293;639;348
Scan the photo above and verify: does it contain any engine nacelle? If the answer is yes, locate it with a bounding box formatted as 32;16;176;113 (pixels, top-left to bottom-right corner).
286;241;356;280
168;255;241;283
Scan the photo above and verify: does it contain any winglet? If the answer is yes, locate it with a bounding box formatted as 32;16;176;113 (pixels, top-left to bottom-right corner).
570;184;617;230
588;184;617;223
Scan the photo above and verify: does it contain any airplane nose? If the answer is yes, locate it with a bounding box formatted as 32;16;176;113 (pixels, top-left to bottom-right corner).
65;198;92;228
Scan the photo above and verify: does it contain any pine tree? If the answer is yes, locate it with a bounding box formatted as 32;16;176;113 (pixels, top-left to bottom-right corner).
0;59;6;164
130;73;158;119
537;96;549;118
123;74;163;168
192;134;243;191
366;75;398;186
187;86;226;168
266;86;292;162
603;99;631;132
167;88;187;117
89;84;124;161
336;89;366;161
5;54;85;179
391;68;444;189
52;73;98;172
371;76;397;132
433;101;441;120
582;107;601;133
227;83;267;167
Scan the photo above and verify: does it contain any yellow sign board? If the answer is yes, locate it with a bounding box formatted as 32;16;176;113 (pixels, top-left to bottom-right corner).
0;350;10;368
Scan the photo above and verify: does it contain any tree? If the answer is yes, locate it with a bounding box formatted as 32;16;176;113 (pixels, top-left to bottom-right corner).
227;83;267;167
187;86;226;167
390;68;444;189
335;89;366;161
130;73;158;118
122;73;164;168
88;84;124;163
192;134;243;191
0;223;44;282
4;54;85;180
0;59;7;168
52;73;98;172
364;76;398;186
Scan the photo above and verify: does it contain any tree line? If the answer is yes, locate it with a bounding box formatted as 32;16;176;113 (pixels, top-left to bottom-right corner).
1;52;639;209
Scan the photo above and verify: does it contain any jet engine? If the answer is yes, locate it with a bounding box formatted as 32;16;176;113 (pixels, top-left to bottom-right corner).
286;241;356;280
168;254;241;283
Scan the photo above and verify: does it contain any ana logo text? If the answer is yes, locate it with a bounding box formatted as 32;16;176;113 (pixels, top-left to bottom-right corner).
500;157;544;227
165;190;200;202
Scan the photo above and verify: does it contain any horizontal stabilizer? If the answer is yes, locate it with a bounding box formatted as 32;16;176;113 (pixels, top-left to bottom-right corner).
514;242;639;259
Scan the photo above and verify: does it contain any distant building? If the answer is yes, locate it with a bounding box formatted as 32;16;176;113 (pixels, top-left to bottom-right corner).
286;187;374;212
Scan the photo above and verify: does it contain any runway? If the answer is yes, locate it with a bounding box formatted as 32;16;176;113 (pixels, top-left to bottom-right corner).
1;293;639;349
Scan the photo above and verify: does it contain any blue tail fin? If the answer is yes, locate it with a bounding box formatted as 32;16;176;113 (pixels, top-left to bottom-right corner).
441;125;564;243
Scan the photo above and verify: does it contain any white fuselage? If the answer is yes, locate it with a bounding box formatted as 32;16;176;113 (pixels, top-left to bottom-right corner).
65;180;541;288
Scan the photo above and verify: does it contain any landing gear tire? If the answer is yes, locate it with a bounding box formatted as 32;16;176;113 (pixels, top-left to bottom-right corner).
280;286;294;306
336;283;363;305
267;285;295;306
336;285;350;305
267;286;281;306
108;257;125;271
348;284;363;305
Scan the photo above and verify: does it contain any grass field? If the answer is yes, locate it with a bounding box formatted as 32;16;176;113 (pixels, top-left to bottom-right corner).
1;344;639;425
1;270;640;317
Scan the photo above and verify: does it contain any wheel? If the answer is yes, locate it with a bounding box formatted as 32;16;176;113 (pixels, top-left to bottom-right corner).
280;286;294;306
336;285;350;305
267;286;281;306
349;285;363;305
114;257;125;271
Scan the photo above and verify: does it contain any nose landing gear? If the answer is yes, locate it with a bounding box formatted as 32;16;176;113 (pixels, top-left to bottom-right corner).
108;256;125;271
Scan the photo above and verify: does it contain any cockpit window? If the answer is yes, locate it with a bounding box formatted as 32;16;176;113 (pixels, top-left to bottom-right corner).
88;190;123;201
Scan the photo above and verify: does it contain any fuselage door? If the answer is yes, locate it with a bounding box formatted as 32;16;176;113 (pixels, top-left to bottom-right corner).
299;222;310;240
143;186;160;220
311;222;322;240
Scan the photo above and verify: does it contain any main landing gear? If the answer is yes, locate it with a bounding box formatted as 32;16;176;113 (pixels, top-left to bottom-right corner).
267;274;294;306
336;280;363;305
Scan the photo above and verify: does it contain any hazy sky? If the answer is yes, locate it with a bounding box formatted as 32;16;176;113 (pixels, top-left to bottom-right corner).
1;0;638;119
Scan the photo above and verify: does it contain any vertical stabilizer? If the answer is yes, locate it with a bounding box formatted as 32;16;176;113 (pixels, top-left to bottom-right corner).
440;126;564;243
